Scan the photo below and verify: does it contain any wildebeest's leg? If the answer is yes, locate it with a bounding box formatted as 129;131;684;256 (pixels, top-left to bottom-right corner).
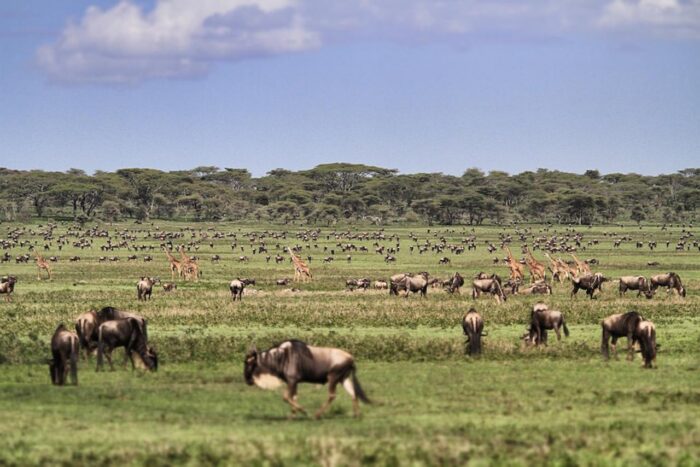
105;347;115;371
70;340;79;385
571;284;578;297
283;382;306;417
315;376;339;419
601;327;610;359
554;323;562;341
626;334;635;361
610;337;618;359
341;377;361;417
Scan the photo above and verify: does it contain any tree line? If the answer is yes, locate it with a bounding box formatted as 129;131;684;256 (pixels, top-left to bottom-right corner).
0;164;698;225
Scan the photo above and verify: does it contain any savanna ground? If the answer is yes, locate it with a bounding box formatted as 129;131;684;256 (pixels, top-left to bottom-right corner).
0;220;698;466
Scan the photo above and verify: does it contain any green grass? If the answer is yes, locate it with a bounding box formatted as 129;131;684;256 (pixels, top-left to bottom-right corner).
0;220;699;465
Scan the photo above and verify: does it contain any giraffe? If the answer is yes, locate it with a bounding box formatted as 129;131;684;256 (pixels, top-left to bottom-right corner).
524;247;546;282
288;247;312;282
178;246;200;281
35;252;52;280
502;245;525;283
570;253;591;276
544;252;574;283
163;248;182;280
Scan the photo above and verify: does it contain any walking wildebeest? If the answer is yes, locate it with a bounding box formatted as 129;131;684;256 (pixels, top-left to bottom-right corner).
49;323;79;386
0;275;17;302
650;272;686;297
244;340;370;418
96;317;158;372
136;277;159;301
462;308;485;356
472;276;507;304
571;273;607;299
636;320;657;368
523;303;569;346
618;276;654;299
601;311;644;361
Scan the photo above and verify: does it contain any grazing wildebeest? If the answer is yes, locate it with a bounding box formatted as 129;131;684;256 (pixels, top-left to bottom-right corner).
49;323;79;386
276;278;291;286
445;272;465;294
636;320;657;368
398;272;430;297
462;308;485;356
96;318;158;372
162;282;177;292
523;303;569;346
69;256;81;262
571;273;607;299
472;276;507;304
618;276;654;299
244;340;370;418
601;311;644;361
0;276;17;302
438;257;450;265
136;277;159;301
650;272;686;297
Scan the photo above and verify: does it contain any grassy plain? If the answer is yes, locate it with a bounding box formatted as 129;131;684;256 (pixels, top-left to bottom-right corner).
0;221;698;465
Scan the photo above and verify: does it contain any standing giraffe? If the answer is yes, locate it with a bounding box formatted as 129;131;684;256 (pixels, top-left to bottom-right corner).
288;247;312;282
502;245;524;283
570;253;591;276
35;252;52;280
178;246;200;281
523;247;546;282
163;248;182;280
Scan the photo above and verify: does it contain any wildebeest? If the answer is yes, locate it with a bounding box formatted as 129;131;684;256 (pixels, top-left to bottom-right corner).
462;308;485;356
49;323;79;386
244;340;369;418
0;275;17;302
601;311;644;361
229;278;246;301
650;272;686;297
136;277;159;301
162;282;177;292
75;307;147;361
276;278;291;286
346;278;370;291
389;272;411;295
511;280;552;296
472;276;507;304
523;303;569;346
397;272;430;297
618;276;654;299
373;280;388;290
636;320;657;368
96;317;158;372
445;272;464;294
571;273;607;299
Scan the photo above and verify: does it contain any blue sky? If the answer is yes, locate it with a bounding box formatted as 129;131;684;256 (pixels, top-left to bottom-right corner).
1;0;698;176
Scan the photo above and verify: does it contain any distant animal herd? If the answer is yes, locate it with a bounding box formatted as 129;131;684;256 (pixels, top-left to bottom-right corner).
0;223;692;417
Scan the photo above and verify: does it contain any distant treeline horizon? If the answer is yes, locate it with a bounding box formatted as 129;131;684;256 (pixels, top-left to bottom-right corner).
0;164;698;225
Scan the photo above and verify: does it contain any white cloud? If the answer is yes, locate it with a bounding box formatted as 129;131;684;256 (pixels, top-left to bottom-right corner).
598;0;700;37
37;0;700;84
37;0;320;84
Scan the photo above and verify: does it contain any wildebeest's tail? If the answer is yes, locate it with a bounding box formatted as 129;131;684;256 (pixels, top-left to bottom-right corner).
563;320;570;337
96;326;105;371
351;367;370;404
469;331;481;356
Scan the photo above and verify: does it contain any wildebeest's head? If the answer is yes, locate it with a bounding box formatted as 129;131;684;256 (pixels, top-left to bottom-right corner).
244;346;258;385
145;346;158;371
